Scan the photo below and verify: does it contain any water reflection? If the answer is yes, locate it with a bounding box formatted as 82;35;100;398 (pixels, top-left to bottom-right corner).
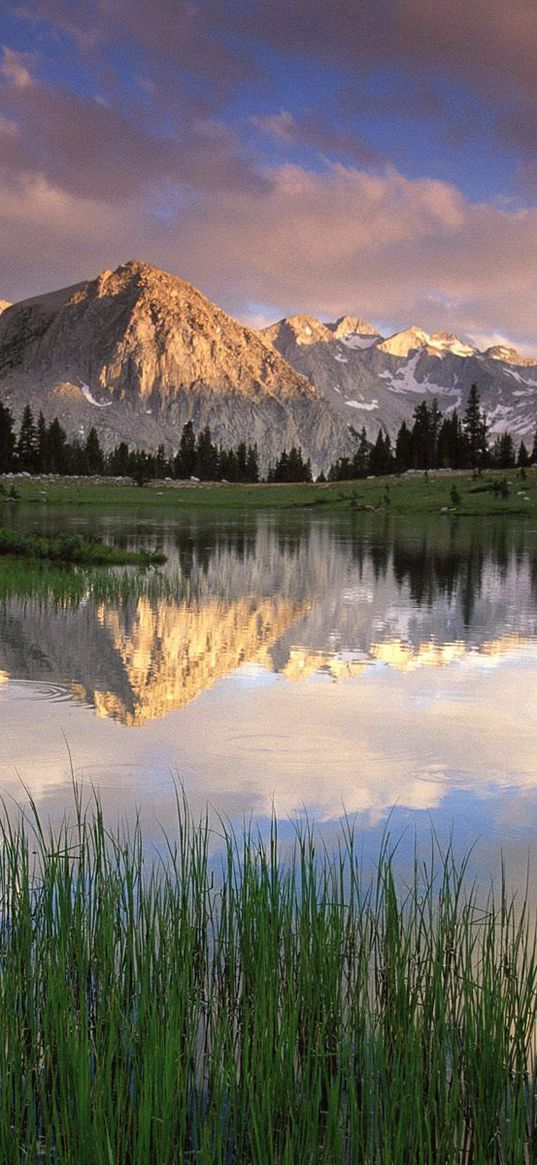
0;516;536;726
1;512;537;863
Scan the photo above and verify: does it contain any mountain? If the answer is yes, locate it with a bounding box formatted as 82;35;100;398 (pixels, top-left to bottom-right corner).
0;262;357;474
0;301;10;315
262;317;537;442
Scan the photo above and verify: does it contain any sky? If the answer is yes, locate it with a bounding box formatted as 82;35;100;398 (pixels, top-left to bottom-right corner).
2;0;537;350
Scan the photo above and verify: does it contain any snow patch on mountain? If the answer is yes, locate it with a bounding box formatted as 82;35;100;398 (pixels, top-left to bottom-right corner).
379;353;425;393
345;399;379;410
77;379;113;407
341;334;380;350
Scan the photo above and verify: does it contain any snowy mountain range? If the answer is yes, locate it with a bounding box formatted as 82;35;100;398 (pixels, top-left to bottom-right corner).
0;260;536;475
261;316;537;443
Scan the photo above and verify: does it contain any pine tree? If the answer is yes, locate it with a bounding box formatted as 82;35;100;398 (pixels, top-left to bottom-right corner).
369;430;393;476
517;440;530;468
463;384;488;469
108;442;131;476
246;444;259;483
352;427;370;477
35;412;48;473
174;421;196;478
0;401;16;473
395;420;412;471
84;427;104;474
195;427;219;480
16;405;37;472
46;419;69;474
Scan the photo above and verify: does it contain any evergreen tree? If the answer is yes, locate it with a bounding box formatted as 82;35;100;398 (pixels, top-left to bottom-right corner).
246;444;259;483
270;447;312;482
108;442;131;476
174;421;196;478
518;440;530;468
84;427;105;475
0;401;16;473
236;442;249;482
369;430;393;476
16;405;37;472
352;427;371;477
195;427;219;480
497;431;515;468
410;400;441;469
46;419;69;474
437;410;464;469
35;412;48;473
463;384;488;468
219;447;238;481
154;444;169;478
395;420;412;471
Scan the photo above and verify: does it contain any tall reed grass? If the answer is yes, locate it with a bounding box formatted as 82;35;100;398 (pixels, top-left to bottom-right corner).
0;560;183;606
1;795;536;1163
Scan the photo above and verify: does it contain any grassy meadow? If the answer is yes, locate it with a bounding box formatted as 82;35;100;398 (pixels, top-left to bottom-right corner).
0;798;537;1163
1;468;537;516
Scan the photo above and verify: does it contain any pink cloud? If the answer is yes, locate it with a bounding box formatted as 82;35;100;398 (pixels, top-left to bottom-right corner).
2;161;537;353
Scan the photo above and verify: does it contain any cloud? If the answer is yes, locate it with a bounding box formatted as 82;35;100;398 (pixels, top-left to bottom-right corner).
13;0;257;97
0;46;267;202
167;162;537;345
3;157;537;352
252;109;382;167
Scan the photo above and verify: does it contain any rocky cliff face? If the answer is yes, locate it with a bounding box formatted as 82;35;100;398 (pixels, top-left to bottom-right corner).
0;262;357;474
262;317;537;441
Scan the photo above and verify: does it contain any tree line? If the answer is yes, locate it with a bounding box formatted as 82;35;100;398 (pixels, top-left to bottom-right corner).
0;405;313;483
328;386;537;480
0;389;535;484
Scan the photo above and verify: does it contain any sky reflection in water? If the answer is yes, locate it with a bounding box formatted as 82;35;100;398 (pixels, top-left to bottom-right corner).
1;510;537;877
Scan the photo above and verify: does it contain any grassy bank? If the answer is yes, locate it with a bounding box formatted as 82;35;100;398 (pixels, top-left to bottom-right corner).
1;469;536;516
0;527;166;565
1;801;537;1163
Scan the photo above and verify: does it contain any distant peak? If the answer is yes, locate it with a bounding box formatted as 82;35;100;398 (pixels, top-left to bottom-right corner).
485;344;537;366
379;326;476;359
0;300;11;315
262;313;333;345
378;326;431;357
328;315;379;339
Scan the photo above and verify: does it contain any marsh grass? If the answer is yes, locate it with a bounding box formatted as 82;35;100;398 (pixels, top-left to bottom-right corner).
0;527;166;565
0;559;183;606
1;798;537;1163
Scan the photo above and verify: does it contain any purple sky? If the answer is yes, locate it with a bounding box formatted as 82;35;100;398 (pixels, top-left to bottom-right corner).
2;0;537;350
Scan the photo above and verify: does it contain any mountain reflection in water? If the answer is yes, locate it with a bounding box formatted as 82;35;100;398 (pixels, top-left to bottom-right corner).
0;515;536;727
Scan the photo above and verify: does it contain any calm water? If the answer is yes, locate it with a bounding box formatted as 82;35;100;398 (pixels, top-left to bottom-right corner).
1;504;537;876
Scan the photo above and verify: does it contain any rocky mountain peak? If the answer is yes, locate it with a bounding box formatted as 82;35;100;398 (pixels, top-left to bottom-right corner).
484;344;537;366
0;261;359;475
262;314;334;347
328;315;380;339
377;326;431;357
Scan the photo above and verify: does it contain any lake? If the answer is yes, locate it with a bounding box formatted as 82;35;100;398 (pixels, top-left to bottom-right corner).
1;502;537;878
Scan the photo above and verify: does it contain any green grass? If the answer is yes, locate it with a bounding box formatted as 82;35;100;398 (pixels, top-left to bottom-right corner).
1;797;537;1163
2;470;536;516
0;558;183;605
0;527;166;565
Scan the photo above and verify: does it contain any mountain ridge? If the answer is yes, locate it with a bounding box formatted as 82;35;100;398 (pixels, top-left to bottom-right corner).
0;261;358;474
262;314;537;442
1;260;537;472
